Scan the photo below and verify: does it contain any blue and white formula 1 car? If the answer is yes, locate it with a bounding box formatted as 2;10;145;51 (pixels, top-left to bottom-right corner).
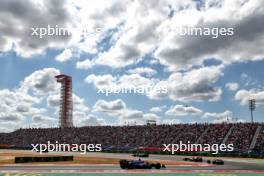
120;159;165;169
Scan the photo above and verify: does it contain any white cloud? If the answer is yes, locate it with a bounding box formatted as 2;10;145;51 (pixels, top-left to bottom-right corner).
240;73;259;87
70;0;129;30
162;119;181;124
118;74;156;88
0;89;40;108
72;94;90;112
85;73;157;94
154;0;264;71
235;89;264;105
47;93;89;111
149;107;162;113
75;114;105;127
2;0;264;70
92;98;159;124
225;82;239;91
0;112;24;122
150;59;159;65
0;89;43;131
71;0;264;72
203;110;233;119
92;99;126;116
86;66;222;102
0;0;72;58
0;0;125;59
76;59;95;69
121;110;160;125
92;99;143;123
2;0;264;129
122;110;143;120
93;45;141;68
0;89;42;117
19;68;60;95
47;94;60;107
0;68;92;131
64;0;131;62
32;115;57;126
149;105;166;113
150;66;223;102
143;113;159;121
47;93;90;128
55;49;73;62
85;74;117;90
20;68;91;127
165;104;202;117
127;67;157;77
92;0;168;68
0;122;21;133
203;110;241;123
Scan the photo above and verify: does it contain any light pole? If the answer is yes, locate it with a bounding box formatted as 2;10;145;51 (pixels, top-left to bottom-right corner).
249;99;256;123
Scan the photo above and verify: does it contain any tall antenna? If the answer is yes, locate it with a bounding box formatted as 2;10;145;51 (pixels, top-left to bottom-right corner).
55;74;73;128
249;99;256;123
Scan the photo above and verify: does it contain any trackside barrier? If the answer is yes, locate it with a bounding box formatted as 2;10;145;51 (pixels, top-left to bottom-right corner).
14;156;74;163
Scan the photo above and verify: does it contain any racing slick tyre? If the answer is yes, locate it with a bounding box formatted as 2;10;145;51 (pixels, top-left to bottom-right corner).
155;163;161;169
120;160;129;169
212;159;224;165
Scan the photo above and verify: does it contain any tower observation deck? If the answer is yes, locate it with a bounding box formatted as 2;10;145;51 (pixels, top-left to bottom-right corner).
55;74;73;128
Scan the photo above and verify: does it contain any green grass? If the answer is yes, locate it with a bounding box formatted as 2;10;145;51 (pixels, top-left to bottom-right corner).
1;174;263;176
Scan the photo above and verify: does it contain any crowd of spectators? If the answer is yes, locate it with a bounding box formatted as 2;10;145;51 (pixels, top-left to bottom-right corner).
199;123;232;145
225;123;259;152
0;123;263;152
255;126;264;151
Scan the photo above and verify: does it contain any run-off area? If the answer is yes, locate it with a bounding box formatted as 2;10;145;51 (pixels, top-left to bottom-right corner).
0;173;263;176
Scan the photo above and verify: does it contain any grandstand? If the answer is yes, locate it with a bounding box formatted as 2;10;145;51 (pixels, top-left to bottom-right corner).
0;123;263;153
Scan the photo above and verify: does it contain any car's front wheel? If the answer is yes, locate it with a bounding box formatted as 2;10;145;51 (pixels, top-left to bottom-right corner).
120;160;128;169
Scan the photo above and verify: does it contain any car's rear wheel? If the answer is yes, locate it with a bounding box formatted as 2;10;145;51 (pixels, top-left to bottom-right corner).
155;163;161;169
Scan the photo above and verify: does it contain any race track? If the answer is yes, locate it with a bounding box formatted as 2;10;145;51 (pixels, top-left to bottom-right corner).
0;150;264;174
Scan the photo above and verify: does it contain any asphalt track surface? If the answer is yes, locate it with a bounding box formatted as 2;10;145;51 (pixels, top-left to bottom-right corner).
1;151;264;174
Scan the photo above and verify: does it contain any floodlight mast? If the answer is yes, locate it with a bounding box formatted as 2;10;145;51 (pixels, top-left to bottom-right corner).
249;99;256;123
55;74;73;128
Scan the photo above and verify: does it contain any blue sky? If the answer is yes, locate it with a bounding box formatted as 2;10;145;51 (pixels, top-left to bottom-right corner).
0;0;264;132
